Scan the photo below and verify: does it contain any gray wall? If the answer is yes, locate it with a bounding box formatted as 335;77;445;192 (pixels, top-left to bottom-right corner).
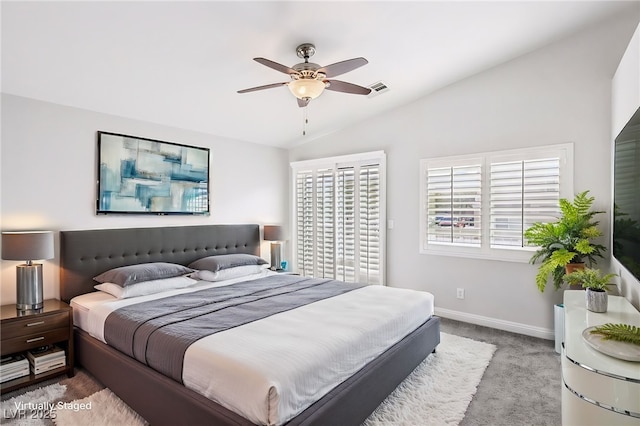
0;94;289;302
289;12;640;338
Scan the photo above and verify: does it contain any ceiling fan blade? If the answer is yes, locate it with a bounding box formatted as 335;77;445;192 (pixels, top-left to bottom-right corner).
254;58;298;75
297;98;310;108
237;82;288;94
317;58;368;78
325;80;371;95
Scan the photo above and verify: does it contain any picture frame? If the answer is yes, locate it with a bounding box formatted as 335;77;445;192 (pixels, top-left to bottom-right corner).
96;131;210;215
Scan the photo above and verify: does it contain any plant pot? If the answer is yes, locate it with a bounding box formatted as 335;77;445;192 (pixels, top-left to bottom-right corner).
565;263;586;290
565;262;585;274
585;288;607;313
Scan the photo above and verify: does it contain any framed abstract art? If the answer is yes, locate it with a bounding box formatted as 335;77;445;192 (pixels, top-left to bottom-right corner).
96;131;210;215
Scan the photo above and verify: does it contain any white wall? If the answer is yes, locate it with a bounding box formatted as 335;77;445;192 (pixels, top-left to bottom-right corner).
611;23;640;308
289;11;640;338
0;94;289;303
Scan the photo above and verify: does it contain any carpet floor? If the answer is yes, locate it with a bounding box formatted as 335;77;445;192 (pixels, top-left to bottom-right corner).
440;318;561;426
1;319;560;425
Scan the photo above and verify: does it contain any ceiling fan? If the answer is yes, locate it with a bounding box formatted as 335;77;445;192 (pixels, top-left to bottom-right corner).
237;43;371;107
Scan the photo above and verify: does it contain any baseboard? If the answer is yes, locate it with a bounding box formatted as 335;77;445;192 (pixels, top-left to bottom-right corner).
435;307;555;340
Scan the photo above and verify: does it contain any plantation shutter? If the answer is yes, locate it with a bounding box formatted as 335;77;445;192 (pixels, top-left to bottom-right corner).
295;170;314;277
336;168;356;282
359;165;381;284
315;169;335;278
292;152;385;285
420;143;572;261
490;158;560;248
425;163;482;246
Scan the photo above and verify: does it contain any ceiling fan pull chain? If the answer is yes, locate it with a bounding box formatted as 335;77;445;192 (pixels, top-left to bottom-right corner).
302;107;308;136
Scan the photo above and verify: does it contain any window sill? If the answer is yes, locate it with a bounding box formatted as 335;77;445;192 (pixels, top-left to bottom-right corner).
420;246;535;263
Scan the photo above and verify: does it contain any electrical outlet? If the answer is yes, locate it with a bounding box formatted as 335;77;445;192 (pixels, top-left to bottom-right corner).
456;288;465;299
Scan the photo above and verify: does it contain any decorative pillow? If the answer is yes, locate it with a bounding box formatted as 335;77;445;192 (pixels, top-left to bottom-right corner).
94;276;197;299
188;254;267;273
93;262;195;287
191;264;268;282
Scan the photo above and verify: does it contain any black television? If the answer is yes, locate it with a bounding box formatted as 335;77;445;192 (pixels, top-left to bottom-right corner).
613;107;640;280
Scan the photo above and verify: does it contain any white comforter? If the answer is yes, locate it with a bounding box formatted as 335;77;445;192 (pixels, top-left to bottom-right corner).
71;272;435;425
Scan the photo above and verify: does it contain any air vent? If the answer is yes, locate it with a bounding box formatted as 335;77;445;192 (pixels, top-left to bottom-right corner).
367;81;389;97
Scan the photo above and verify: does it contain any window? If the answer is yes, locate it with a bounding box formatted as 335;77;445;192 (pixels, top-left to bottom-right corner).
424;160;482;247
420;143;573;262
292;151;385;285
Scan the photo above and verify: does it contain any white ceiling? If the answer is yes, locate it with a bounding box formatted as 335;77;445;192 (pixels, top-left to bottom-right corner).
1;1;636;148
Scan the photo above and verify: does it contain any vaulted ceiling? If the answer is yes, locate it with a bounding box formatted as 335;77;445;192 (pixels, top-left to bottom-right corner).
2;1;636;147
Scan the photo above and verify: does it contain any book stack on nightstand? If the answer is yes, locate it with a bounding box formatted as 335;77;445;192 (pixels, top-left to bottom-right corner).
0;354;29;383
27;346;66;375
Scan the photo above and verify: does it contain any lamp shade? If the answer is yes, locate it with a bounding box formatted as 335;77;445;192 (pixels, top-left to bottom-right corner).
263;225;284;241
288;79;326;100
2;231;54;261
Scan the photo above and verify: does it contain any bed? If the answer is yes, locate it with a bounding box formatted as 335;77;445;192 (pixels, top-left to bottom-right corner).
60;224;440;426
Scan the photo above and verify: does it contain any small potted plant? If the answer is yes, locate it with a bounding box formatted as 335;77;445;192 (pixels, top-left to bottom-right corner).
563;268;617;313
524;190;606;292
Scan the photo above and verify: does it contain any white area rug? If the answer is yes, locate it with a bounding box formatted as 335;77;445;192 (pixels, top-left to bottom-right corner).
3;332;495;426
53;389;147;426
365;332;496;426
1;383;66;426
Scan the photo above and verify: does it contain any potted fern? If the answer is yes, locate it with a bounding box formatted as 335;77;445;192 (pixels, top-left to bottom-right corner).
563;268;617;312
524;191;606;292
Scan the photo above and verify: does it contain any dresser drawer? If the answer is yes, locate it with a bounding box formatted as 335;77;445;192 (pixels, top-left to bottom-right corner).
1;327;70;355
1;311;69;340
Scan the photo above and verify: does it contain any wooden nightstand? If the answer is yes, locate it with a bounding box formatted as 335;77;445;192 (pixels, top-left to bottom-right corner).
1;299;74;394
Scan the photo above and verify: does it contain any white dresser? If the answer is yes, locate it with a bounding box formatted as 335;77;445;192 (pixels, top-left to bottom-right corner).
562;290;640;425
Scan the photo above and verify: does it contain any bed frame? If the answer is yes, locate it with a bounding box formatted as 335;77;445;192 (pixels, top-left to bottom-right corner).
60;224;440;426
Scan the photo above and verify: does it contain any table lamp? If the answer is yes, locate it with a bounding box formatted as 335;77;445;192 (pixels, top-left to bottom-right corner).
2;231;54;311
263;225;284;271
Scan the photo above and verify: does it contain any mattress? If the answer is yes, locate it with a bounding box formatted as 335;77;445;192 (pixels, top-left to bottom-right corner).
71;272;435;425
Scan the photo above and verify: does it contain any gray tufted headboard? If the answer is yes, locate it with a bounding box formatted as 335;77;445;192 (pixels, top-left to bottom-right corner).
60;224;260;303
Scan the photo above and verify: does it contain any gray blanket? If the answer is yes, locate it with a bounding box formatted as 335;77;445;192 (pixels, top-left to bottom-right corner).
104;274;365;382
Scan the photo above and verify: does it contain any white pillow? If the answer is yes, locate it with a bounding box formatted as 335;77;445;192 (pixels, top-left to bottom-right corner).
94;276;197;299
191;264;268;282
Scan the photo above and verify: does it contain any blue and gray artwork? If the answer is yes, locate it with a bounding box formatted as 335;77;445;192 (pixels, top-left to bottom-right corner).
98;134;209;214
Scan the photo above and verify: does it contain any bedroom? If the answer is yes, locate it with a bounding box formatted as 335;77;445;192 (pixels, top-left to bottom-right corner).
1;1;639;425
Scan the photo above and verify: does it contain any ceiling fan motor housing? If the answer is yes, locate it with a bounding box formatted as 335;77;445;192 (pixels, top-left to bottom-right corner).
296;43;316;60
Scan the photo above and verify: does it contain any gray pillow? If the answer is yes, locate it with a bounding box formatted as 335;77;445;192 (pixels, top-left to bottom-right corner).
94;262;195;287
188;254;267;272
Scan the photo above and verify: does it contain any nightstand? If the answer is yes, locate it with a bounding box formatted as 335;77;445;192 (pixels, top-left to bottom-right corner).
1;299;74;394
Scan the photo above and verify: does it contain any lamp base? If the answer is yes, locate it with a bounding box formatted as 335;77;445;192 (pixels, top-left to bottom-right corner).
16;263;44;311
270;242;282;271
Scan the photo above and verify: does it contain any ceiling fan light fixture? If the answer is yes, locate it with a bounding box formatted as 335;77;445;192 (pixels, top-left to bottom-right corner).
288;79;326;100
